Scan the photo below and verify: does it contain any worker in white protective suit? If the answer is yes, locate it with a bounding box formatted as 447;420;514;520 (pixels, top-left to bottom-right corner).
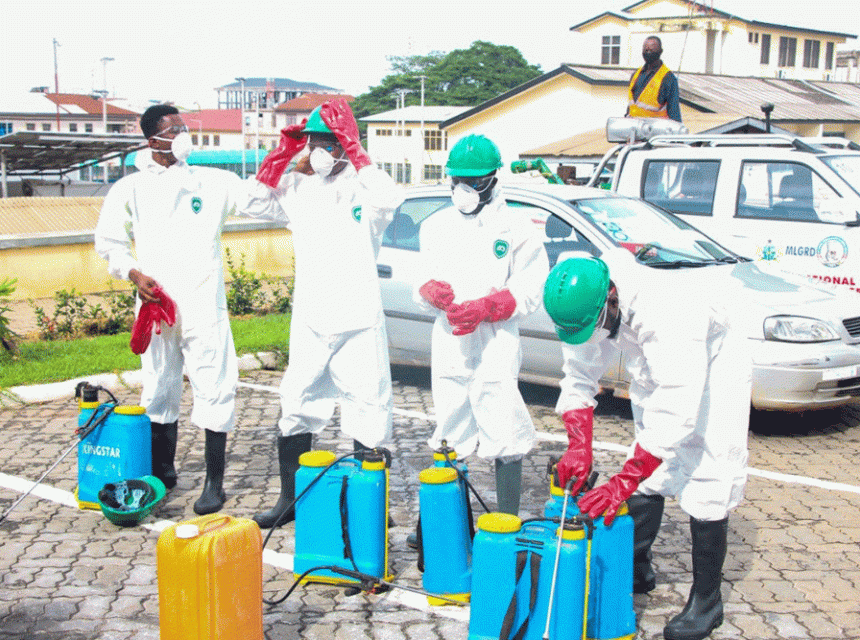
544;253;751;640
413;134;549;517
95;104;246;516
240;98;404;529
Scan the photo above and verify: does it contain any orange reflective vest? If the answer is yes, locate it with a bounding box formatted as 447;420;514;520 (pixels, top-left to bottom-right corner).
628;64;670;118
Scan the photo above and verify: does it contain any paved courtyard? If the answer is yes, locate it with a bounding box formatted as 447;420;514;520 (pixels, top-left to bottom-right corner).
1;366;859;639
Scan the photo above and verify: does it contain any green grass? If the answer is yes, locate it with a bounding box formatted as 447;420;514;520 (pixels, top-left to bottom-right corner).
0;313;290;389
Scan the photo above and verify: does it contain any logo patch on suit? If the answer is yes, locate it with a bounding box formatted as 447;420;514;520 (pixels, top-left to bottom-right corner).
191;197;202;213
493;240;509;259
352;206;362;222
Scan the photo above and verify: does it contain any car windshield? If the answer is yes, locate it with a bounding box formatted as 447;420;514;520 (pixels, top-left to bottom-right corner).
821;155;860;197
570;196;742;268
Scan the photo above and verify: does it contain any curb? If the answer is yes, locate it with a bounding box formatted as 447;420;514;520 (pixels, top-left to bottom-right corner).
5;351;279;405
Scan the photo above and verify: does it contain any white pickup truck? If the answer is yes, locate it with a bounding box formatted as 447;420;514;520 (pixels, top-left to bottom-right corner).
590;118;860;292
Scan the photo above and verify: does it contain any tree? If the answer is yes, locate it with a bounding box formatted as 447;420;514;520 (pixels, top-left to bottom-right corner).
351;41;543;127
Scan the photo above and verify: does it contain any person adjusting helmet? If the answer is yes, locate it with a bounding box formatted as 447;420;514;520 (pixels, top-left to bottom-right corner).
412;133;548;524
547;252;751;640
240;97;404;529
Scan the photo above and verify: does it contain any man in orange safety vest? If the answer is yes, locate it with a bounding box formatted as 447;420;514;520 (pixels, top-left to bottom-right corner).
627;36;682;122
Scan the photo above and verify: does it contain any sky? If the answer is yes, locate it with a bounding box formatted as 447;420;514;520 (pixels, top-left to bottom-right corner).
2;0;859;111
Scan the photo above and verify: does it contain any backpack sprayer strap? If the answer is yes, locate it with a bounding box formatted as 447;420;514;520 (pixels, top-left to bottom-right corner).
499;550;542;640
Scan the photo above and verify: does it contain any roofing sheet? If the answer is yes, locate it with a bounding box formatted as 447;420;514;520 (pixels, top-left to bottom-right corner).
562;65;860;122
0;132;147;175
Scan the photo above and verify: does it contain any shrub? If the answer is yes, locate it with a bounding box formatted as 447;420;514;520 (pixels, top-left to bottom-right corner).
225;248;293;316
0;277;19;352
30;286;135;340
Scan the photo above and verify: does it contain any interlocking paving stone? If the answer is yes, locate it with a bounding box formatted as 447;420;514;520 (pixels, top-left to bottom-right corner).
1;368;859;639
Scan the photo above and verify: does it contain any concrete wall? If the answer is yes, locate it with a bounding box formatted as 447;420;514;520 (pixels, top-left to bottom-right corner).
1;224;293;301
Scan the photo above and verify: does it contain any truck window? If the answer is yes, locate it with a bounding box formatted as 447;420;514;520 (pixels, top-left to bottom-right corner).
642;161;720;216
737;161;843;223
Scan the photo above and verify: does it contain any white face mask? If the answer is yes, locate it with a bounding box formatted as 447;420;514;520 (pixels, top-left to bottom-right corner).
309;146;346;177
153;131;193;163
451;183;481;214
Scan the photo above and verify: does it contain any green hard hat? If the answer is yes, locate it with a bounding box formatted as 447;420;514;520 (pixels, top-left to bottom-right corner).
97;475;166;527
543;257;611;345
446;134;503;177
302;105;333;135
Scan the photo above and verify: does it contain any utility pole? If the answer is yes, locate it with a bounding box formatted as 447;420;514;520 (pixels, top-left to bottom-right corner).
53;38;61;130
418;75;426;183
236;77;247;178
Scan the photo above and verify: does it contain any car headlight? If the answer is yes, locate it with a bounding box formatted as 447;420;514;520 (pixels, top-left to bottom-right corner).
763;316;840;342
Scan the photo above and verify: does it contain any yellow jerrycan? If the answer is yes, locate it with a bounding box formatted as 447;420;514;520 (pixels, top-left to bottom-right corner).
157;514;263;640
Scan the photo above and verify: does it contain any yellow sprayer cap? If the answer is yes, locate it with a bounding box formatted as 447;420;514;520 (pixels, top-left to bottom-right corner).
299;450;337;467
476;512;522;534
419;467;458;485
114;405;146;415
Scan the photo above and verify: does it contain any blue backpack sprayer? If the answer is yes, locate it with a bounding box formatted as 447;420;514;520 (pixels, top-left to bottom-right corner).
543;462;636;640
0;381;132;523
416;442;486;604
259;445;466;606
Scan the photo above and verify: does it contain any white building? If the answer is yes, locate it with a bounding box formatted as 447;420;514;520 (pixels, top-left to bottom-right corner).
0;92;139;184
361;106;471;185
570;0;856;81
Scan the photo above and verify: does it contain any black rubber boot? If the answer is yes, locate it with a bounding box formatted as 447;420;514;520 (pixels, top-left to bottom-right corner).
494;458;523;516
150;421;178;489
663;517;729;640
253;433;312;529
193;430;227;515
627;493;665;593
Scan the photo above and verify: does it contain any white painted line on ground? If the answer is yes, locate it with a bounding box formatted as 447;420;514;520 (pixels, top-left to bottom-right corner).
238;381;860;495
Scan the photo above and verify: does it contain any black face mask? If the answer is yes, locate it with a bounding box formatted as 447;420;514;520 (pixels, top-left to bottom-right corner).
643;50;661;65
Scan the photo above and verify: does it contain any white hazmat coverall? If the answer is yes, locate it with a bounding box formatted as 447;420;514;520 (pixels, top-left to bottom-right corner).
95;150;244;433
414;191;549;460
242;164;403;447
558;254;751;521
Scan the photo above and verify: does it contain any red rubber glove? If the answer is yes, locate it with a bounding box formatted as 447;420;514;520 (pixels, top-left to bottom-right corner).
130;287;176;355
578;443;662;525
446;289;517;336
256;121;307;187
320;98;371;171
419;280;455;311
557;407;594;496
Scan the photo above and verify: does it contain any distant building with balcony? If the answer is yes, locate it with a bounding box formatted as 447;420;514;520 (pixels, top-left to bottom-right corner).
570;0;856;81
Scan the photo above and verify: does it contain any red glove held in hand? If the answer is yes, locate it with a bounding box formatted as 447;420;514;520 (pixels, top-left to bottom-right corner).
446;289;517;336
320;98;371;171
256;121;308;187
557;407;594;496
419;280;455;311
130;287;176;355
578;443;662;525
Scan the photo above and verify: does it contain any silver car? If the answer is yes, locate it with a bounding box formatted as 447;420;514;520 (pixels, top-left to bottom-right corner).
377;183;860;411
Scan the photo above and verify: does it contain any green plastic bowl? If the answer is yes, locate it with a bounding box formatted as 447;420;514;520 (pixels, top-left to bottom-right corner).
97;475;166;527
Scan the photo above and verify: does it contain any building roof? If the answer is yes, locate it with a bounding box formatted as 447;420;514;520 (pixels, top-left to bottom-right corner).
572;0;857;38
0;92;139;118
275;93;355;112
0;131;147;176
44;93;139;117
216;78;341;92
440;64;860;129
180;109;241;132
360;105;472;124
0;197;105;237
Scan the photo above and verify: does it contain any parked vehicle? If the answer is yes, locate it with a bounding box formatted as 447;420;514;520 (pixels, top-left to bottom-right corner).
378;183;860;411
591;117;860;293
